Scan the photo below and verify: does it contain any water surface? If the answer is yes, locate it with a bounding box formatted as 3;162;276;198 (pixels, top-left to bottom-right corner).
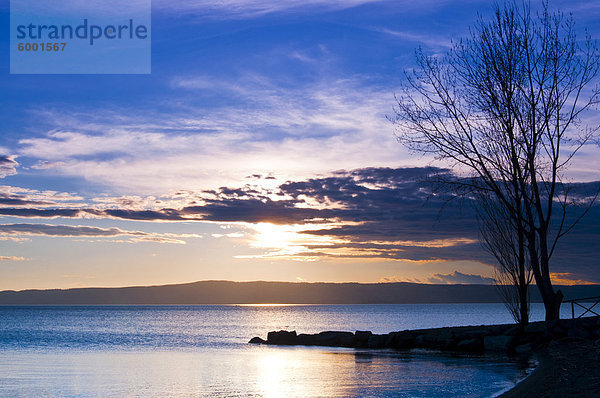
0;304;556;397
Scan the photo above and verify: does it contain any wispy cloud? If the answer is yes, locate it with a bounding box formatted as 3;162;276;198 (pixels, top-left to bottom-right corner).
17;75;412;194
381;271;495;285
0;223;202;245
21;69;597;199
550;272;598;286
0;156;18;179
0;256;27;261
153;0;383;20
375;27;452;49
0;186;83;208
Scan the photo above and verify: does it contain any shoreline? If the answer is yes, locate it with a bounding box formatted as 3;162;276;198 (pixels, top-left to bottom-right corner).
499;338;600;397
489;355;538;397
251;316;600;397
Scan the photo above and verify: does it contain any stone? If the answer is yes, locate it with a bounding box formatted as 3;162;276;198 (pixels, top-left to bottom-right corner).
384;332;399;347
251;317;600;353
456;338;482;352
410;329;453;349
367;334;386;348
391;333;415;349
459;330;488;340
568;326;593;340
426;329;453;345
414;334;426;346
514;343;533;354
296;333;317;345
504;326;521;336
313;331;355;347
354;330;372;347
487;325;509;335
483;335;513;352
267;330;297;345
546;320;560;330
549;325;568;339
524;322;546;334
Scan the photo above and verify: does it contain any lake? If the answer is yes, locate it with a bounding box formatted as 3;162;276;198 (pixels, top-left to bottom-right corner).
1;303;568;397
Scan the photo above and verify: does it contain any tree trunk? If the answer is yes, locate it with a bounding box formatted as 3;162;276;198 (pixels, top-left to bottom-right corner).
528;239;562;321
518;226;528;326
543;287;563;322
535;270;563;321
519;283;529;326
519;294;529;325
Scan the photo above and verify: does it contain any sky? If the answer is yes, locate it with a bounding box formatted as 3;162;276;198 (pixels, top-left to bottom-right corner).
0;0;599;290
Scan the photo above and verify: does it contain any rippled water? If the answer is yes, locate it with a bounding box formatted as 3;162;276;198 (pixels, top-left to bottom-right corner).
0;304;557;397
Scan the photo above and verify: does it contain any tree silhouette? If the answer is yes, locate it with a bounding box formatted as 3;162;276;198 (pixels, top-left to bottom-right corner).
477;191;533;325
393;1;600;321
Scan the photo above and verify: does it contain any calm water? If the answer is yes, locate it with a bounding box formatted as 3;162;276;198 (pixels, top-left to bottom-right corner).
0;303;568;397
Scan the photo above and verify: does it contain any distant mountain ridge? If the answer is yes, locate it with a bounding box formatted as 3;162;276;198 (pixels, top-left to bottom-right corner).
1;281;599;305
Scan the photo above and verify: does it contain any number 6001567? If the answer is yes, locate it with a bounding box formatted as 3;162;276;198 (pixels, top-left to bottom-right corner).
18;42;66;51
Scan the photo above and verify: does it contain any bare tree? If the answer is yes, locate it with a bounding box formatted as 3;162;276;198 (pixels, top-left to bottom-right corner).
477;191;533;326
393;1;600;321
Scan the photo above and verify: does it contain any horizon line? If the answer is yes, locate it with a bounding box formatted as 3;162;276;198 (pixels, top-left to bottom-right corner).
2;279;599;294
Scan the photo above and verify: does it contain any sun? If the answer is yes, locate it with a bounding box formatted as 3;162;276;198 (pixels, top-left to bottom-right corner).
250;223;301;251
239;221;351;261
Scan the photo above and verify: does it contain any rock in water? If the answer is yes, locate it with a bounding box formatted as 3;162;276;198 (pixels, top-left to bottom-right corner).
483;335;513;352
312;331;355;347
354;330;372;347
267;330;298;345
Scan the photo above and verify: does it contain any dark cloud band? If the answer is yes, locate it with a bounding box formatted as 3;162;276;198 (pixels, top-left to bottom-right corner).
0;167;598;281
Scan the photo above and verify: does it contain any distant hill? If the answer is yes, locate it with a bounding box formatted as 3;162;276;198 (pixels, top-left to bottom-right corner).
1;281;599;305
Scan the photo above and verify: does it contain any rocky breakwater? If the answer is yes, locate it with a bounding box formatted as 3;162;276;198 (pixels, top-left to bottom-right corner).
249;316;600;354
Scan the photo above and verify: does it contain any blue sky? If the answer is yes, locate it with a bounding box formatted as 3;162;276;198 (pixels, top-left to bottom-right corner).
0;0;599;290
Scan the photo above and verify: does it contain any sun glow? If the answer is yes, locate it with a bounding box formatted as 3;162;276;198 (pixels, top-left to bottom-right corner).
251;223;302;250
238;222;342;261
236;221;478;263
550;272;596;286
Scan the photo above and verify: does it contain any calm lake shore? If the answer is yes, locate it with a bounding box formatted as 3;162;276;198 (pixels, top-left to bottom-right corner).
251;316;600;397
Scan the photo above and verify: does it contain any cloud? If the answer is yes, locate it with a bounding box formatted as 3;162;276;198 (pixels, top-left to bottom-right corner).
153;0;383;20
375;27;452;49
0;256;26;261
0;223;202;244
0;236;30;242
380;275;421;283
0;156;18;178
550;273;598;286
181;198;330;224
0;186;84;208
0;224;133;237
0;195;51;206
0;167;487;263
17;75;412;194
130;236;187;245
0;166;466;226
0;208;85;218
0;167;598;277
427;271;495;285
381;271;495;285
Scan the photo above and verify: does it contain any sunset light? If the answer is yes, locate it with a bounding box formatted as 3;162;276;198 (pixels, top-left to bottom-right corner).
2;0;600;396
